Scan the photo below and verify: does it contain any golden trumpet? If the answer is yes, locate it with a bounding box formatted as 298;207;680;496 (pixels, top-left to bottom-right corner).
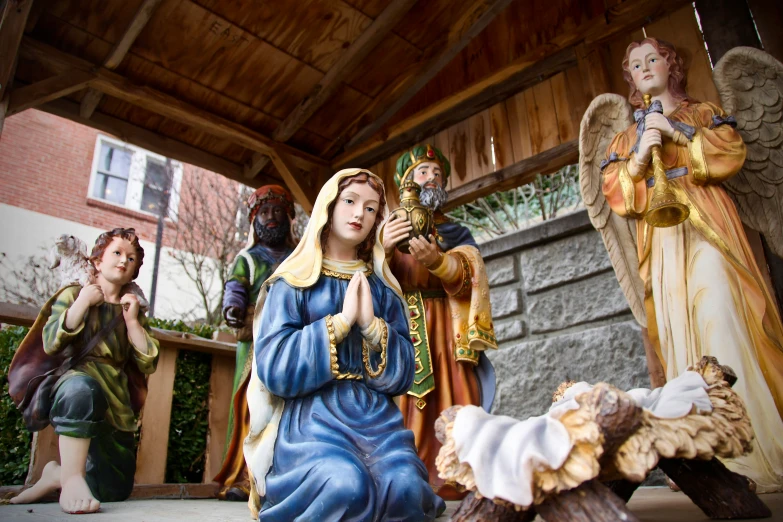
643;93;689;228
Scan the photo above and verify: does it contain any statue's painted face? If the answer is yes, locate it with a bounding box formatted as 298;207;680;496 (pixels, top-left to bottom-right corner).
628;43;670;96
329;181;380;249
254;202;290;246
412;162;443;189
93;236;137;286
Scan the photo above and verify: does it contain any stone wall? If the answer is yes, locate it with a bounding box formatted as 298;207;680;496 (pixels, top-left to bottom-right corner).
482;210;650;420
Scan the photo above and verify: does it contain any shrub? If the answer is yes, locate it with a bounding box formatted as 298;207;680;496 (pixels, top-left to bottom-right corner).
0;326;32;485
149;318;213;484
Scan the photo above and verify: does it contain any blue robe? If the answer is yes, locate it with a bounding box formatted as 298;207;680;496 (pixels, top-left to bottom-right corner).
255;273;445;521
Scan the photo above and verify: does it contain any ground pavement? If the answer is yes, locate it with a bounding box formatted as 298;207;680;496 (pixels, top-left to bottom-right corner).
0;488;781;521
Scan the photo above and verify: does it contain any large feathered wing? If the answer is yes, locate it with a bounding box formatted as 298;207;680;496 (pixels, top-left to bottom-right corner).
714;47;783;258
579;94;646;326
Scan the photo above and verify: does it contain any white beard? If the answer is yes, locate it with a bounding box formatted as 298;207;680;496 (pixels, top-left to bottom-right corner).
420;185;448;210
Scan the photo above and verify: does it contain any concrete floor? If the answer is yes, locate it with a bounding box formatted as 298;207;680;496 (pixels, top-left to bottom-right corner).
1;488;781;521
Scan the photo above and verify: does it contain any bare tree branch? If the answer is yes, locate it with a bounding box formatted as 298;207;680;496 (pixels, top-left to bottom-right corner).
166;167;249;325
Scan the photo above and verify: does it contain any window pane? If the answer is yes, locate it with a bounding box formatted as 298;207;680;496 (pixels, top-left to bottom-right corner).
99;143;131;179
145;159;167;190
92;173;108;200
104;177;128;205
141;187;166;214
93;173;127;205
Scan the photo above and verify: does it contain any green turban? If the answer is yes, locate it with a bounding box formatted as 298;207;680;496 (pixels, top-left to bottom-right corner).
394;144;451;188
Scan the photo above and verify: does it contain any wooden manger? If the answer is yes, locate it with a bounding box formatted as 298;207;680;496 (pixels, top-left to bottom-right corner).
436;356;772;521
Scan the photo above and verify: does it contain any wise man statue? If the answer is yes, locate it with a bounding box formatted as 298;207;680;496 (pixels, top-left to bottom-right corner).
214;185;295;501
381;144;497;499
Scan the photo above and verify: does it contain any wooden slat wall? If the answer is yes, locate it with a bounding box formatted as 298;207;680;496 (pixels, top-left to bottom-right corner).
368;4;718;208
368;64;589;201
203;354;235;483
134;346;178;484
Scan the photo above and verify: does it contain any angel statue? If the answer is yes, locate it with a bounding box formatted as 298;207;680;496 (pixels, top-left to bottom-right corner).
579;38;783;492
241;169;445;520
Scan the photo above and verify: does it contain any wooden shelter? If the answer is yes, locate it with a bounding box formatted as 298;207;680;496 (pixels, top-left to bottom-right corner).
5;0;777;214
2;0;783;501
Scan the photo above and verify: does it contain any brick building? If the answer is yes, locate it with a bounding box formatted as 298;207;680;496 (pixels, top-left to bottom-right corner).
0;109;248;320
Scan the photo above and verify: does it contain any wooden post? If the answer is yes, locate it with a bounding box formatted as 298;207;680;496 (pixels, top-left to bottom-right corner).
657;457;772;519
451;491;535;522
746;0;783;61
203;353;235;483
0;0;34;103
134;345;178;484
536;480;641;522
693;0;761;65
0;94;8;138
0;0;34;138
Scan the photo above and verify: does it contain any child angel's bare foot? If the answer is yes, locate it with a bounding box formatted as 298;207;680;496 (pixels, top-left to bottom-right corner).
10;461;61;504
59;474;100;514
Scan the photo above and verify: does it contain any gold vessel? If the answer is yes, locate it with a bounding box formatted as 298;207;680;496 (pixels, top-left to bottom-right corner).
643;93;689;228
390;179;434;254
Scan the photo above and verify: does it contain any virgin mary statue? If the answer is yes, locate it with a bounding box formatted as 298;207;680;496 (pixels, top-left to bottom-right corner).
242;168;445;520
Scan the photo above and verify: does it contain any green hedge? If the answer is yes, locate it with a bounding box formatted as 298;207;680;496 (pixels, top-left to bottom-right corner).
0;326;32;485
0;319;217;486
148;318;214;484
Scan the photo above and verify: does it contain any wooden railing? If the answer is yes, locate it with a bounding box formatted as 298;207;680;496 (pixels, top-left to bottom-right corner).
0;302;236;499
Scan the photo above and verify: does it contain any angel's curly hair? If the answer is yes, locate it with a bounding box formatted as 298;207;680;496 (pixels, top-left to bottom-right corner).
622;37;698;109
320;173;386;263
90;228;144;279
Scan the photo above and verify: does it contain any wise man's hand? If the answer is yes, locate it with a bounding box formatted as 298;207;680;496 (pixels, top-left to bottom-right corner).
224;306;245;328
408;234;441;268
382;215;413;256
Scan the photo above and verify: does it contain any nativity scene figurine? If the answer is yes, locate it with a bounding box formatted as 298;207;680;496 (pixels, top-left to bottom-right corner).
8;228;159;514
242;169;445;520
579;38;783;492
214;185;296;502
381;144;498;500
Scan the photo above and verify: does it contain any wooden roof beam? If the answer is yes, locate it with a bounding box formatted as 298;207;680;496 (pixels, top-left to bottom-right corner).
0;0;34;136
80;0;165;119
268;148;318;213
39;97;280;189
340;0;517;152
7;71;95;116
245;0;418;180
334;0;693;170
335;48;577;169
20;38;328;199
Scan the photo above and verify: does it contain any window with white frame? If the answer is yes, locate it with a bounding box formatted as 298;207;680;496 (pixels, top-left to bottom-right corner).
89;135;183;219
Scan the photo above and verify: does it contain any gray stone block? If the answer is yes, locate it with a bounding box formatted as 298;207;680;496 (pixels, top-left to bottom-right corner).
490;288;521;319
527;273;629;333
487;320;649;420
495;319;526;342
485;256;517;287
519;230;612;294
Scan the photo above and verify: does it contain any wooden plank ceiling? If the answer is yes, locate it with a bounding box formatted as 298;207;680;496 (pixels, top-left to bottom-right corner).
3;0;694;210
